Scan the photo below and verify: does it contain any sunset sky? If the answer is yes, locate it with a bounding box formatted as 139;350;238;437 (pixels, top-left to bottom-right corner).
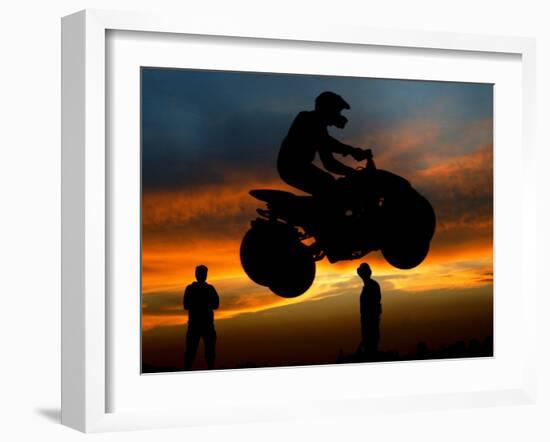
141;68;493;371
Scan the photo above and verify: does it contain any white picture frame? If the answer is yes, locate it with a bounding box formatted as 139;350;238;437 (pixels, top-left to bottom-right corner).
61;9;538;433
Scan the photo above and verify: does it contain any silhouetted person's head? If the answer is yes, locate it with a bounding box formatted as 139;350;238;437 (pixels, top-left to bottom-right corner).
357;263;372;281
315;91;350;129
195;264;208;283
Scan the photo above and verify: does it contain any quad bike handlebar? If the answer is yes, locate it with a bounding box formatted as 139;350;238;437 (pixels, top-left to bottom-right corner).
346;148;375;176
363;148;373;161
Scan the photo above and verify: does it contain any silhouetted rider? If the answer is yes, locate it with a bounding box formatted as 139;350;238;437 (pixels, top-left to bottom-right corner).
277;91;368;196
183;265;220;370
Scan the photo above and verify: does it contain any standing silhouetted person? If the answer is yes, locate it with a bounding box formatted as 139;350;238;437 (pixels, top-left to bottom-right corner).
277;91;368;197
183;265;219;370
357;263;382;358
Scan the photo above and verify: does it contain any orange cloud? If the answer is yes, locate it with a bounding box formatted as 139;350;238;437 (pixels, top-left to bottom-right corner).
142;131;494;332
143;178;294;229
142;235;493;332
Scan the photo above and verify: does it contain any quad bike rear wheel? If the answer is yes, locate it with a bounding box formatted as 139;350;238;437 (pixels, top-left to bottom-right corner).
240;220;316;298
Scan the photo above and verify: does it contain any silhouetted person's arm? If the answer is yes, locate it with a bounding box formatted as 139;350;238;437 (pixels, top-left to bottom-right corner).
360;290;367;320
372;280;382;314
210;285;220;310
183;285;192;311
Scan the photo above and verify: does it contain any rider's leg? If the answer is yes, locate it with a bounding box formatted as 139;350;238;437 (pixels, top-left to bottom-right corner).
298;169;355;260
279;167;350;261
282;167;335;196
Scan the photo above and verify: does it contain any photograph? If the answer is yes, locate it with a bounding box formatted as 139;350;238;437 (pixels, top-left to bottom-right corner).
140;67;494;373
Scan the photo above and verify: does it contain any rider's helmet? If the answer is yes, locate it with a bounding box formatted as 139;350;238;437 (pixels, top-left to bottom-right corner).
315;91;350;128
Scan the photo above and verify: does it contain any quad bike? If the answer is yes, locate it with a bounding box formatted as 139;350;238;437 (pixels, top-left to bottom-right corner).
240;152;436;298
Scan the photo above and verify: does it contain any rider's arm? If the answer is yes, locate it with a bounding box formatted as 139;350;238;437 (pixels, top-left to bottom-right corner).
319;147;357;176
325;134;368;162
326;134;356;156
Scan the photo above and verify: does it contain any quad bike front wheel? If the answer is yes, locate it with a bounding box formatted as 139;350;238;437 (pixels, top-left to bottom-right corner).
240;220;316;298
379;185;436;269
381;239;430;270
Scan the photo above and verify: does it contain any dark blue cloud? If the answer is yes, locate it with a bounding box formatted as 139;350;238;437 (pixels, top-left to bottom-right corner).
142;68;493;191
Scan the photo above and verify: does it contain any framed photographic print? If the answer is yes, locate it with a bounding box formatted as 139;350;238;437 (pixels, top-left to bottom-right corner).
140;67;491;373
61;9;538;433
